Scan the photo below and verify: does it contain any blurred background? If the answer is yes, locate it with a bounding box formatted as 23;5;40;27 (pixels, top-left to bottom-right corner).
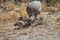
0;0;60;40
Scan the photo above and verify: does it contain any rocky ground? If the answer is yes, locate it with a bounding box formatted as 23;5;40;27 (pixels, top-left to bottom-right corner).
0;1;60;40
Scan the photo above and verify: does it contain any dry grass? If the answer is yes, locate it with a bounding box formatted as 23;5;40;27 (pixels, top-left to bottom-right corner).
19;3;29;20
5;3;29;23
0;1;59;24
4;1;18;11
5;11;20;23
